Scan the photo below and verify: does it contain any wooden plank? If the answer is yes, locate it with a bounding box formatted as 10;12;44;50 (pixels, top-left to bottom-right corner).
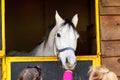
100;16;120;40
100;6;120;15
102;57;120;76
101;0;120;7
101;41;120;57
100;0;120;15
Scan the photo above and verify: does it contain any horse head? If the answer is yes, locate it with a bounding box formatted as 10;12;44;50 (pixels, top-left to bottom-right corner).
53;11;79;70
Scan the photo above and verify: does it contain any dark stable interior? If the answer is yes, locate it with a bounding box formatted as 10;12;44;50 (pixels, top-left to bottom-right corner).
5;0;96;55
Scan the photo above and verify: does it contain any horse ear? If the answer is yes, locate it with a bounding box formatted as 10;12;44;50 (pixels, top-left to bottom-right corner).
55;11;64;24
72;14;78;27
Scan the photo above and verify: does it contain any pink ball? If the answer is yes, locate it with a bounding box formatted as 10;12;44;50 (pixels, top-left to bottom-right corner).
63;70;73;80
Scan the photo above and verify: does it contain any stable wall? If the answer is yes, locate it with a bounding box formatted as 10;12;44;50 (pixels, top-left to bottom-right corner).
100;0;120;79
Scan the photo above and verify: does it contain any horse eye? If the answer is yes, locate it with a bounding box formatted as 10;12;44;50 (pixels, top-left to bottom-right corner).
57;33;61;37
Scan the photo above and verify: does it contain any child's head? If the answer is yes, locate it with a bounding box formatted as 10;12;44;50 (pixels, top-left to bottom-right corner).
63;70;73;80
88;66;118;80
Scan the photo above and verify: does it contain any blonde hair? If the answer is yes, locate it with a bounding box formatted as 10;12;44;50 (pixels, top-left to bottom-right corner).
88;66;118;80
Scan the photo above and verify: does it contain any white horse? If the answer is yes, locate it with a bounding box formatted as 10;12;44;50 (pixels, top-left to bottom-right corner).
8;11;79;70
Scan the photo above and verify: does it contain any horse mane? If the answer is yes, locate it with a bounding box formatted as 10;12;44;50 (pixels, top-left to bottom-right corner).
36;24;55;46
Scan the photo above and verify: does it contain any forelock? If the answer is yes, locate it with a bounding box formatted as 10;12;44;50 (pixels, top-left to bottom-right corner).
62;19;78;34
62;19;77;30
63;19;74;27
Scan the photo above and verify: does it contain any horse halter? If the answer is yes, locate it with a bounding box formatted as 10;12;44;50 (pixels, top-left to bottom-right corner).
57;47;75;57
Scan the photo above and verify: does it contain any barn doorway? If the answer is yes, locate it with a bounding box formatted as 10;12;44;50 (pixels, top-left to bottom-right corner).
5;0;96;55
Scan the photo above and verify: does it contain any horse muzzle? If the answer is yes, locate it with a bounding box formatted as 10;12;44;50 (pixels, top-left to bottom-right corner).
59;53;77;70
58;47;77;70
65;56;77;70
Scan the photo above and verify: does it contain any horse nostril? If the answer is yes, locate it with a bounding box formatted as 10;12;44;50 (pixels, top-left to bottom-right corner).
66;58;69;63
